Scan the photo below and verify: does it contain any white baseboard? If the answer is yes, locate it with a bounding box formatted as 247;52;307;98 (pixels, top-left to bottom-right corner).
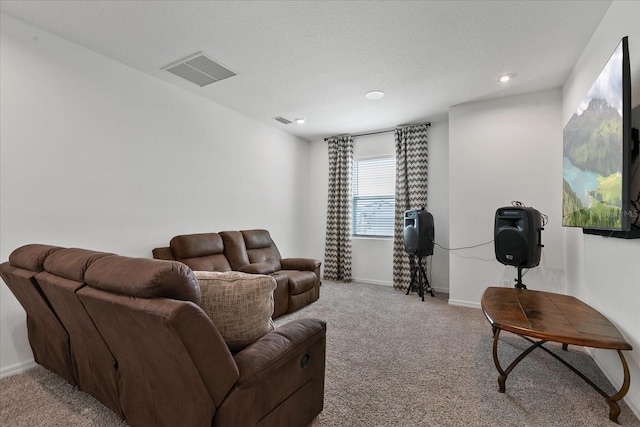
0;359;36;379
448;298;481;309
348;277;449;295
431;286;449;294
350;277;393;287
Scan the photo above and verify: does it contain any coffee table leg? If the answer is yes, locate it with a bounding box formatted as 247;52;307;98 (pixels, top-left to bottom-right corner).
516;336;631;423
491;328;507;392
491;328;547;393
521;339;630;423
605;350;631;423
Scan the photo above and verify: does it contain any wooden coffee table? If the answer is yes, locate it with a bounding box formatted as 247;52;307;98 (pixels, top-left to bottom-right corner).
481;287;632;423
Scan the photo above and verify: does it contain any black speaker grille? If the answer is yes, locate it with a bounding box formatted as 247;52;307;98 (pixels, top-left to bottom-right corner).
403;226;419;255
495;228;528;266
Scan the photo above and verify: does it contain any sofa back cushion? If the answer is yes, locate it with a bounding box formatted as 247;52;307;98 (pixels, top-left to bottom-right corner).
241;229;282;271
85;256;201;304
43;247;113;281
8;244;63;272
220;231;250;270
170;233;232;272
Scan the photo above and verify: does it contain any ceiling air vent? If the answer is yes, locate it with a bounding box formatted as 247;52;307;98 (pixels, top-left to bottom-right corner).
163;52;236;87
273;116;292;125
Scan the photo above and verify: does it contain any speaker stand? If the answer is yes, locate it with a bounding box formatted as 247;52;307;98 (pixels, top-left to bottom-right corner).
514;266;527;290
406;256;435;301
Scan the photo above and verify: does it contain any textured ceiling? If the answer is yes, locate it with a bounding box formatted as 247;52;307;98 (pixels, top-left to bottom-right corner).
0;1;612;141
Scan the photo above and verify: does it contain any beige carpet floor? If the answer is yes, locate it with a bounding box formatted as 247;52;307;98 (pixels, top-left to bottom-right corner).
1;281;638;426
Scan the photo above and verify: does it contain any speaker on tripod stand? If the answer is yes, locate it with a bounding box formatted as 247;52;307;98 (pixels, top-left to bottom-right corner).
403;209;435;300
494;206;544;289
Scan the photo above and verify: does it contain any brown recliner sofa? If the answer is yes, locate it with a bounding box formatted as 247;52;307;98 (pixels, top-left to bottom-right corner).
0;244;326;427
153;229;321;318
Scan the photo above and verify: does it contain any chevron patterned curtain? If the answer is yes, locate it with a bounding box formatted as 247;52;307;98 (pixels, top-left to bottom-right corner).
324;135;353;282
393;124;429;289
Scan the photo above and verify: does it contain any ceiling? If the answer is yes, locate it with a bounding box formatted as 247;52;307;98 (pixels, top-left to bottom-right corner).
0;0;612;142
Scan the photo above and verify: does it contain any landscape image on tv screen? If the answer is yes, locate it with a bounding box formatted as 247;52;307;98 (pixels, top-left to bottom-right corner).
563;41;624;229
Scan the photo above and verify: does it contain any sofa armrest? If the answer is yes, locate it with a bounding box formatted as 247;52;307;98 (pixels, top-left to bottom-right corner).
152;247;175;261
233;318;326;388
238;263;276;275
215;318;326;426
280;258;320;272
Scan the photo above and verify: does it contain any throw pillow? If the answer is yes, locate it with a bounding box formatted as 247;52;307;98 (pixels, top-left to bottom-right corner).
193;271;276;352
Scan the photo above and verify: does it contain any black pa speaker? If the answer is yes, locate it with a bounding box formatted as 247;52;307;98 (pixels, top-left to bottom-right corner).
403;209;434;256
494;206;543;268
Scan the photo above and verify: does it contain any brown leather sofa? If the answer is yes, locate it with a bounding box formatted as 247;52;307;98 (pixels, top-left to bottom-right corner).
153;229;321;318
0;244;326;427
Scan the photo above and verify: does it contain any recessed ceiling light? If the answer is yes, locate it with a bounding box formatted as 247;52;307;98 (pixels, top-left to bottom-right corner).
365;90;385;100
497;73;515;83
294;118;306;124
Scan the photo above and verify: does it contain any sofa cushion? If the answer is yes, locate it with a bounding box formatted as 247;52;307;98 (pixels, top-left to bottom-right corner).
170;233;232;272
193;271;276;352
171;233;223;258
282;270;316;295
238;263;275;275
219;231;250;270
85;256;201;304
241;230;282;271
8;244;63;272
43;248;113;282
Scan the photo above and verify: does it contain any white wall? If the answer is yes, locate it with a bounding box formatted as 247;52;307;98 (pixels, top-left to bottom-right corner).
0;14;310;375
307;137;331;267
427;121;450;293
307;120;450;291
448;89;565;306
562;0;640;416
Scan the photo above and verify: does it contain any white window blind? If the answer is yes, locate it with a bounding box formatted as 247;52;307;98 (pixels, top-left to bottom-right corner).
352;157;396;237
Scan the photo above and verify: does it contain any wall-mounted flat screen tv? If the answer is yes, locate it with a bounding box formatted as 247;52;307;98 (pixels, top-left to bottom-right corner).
562;36;638;234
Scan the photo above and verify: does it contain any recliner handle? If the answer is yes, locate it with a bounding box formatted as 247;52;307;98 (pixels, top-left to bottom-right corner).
300;353;310;368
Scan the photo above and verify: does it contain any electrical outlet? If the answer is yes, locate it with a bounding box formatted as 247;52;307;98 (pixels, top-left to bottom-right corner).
502;280;511;287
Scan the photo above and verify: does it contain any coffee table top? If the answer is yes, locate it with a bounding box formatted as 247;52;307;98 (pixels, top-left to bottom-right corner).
481;287;632;350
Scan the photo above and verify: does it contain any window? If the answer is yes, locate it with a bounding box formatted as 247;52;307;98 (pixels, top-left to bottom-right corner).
352;157;396;237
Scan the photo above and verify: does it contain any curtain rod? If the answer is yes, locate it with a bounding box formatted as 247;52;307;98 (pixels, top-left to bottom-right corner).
350;122;431;139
